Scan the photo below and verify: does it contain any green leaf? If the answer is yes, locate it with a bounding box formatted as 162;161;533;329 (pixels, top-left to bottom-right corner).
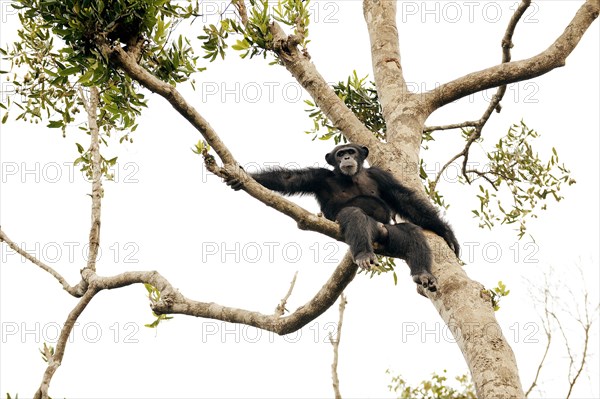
145;319;160;328
232;39;250;51
58;66;81;76
47;120;64;128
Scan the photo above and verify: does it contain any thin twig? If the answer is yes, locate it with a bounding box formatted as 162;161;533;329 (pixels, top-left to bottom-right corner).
0;228;85;296
274;271;299;317
429;0;531;189
330;293;347;399
524;284;552;397
563;291;592;399
525;266;599;398
423;120;478;133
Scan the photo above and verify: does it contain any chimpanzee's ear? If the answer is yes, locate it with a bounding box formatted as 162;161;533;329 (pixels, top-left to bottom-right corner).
361;146;369;159
325;150;336;166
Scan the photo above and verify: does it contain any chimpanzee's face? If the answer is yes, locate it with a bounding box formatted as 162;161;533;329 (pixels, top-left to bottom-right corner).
325;144;369;176
335;147;361;176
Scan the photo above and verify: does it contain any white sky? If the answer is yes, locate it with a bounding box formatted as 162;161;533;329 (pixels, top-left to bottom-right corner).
0;1;599;398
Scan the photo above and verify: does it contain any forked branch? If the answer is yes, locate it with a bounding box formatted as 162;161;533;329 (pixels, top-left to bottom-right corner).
72;254;357;336
424;0;599;112
430;0;531;187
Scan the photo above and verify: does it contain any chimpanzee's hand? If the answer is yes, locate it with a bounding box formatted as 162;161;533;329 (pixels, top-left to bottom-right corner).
225;176;243;191
224;166;245;191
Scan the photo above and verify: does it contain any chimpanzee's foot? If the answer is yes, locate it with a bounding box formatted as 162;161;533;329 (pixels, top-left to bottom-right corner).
412;272;438;292
354;252;379;270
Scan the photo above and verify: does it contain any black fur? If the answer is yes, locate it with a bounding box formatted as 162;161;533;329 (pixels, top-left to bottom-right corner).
226;144;460;292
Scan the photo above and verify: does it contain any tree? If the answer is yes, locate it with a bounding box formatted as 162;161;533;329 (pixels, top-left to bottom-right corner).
384;264;599;398
0;0;598;398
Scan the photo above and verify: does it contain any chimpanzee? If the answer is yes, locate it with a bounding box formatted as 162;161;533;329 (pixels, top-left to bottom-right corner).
226;144;460;292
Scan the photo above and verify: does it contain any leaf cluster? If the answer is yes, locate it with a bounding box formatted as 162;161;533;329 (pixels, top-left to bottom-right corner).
199;0;311;63
305;71;386;143
359;256;399;284
74;142;118;181
471;121;574;238
200;20;241;62
2;0;202;136
484;280;511;312
39;342;55;363
0;0;205;185
387;369;476;399
144;283;173;328
15;0;193;50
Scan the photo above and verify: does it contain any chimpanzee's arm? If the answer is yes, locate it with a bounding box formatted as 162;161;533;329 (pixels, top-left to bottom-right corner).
369;168;460;256
227;167;332;196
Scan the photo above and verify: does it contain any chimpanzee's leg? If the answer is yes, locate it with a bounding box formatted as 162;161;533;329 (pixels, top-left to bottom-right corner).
336;207;387;270
382;223;437;292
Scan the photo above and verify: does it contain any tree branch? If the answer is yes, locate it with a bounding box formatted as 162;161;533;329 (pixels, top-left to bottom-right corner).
425;0;530;134
97;40;237;166
80;86;102;273
26;250;354;399
525;266;599;398
330;293;347;399
274;271;299;317
153;253;357;335
204;161;341;239
363;0;417;144
423;120;478;133
33;286;99;399
0;228;86;296
232;0;249;27
74;253;357;336
97;40;344;241
524;282;552;397
422;232;524;398
424;0;599;112
31;85;107;397
430;0;531;188
268;22;381;151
